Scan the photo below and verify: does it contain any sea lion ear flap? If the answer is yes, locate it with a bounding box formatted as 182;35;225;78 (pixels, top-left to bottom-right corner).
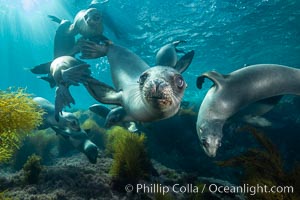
196;71;227;89
174;50;195;73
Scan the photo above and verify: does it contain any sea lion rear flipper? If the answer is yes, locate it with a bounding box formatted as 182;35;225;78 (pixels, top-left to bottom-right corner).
51;126;74;139
55;85;75;121
84;78;122;105
30;61;52;74
61;64;91;85
174;50;195;73
38;75;56;88
89;104;111;118
48;15;62;24
197;71;227;89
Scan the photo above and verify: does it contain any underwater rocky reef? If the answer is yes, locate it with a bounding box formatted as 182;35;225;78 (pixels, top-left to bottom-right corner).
0;95;299;200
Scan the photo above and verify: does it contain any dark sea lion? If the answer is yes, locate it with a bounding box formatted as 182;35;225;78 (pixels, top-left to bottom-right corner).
82;43;194;125
196;64;300;157
33;97;98;164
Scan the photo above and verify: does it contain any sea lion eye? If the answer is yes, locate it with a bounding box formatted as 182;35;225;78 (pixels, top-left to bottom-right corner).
138;73;148;85
174;75;185;89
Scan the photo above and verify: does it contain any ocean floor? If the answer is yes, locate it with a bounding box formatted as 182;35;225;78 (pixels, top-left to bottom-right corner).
0;151;245;200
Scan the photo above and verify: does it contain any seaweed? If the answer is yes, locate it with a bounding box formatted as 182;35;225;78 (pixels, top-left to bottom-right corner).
0;88;44;163
0;190;12;200
12;130;57;170
23;154;43;184
106;126;153;190
217;126;299;200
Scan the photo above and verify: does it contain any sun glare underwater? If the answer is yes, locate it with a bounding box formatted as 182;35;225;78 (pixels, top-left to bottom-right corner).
0;0;300;199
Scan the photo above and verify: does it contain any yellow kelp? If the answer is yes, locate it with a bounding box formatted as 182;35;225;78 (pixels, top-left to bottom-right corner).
106;126;152;186
0;88;44;163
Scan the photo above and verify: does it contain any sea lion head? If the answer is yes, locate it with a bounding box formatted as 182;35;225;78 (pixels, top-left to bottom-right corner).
196;120;223;157
139;66;187;116
61;112;81;132
74;8;103;38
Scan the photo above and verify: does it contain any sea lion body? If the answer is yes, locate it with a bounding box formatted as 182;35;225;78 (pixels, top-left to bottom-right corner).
84;44;194;125
34;97;98;164
196;64;300;157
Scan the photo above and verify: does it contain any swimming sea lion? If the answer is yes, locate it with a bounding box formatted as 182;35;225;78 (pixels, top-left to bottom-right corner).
156;40;186;67
33;97;98;164
89;104;138;132
72;8;107;42
196;64;300;157
31;56;92;120
34;97;81;131
89;0;123;39
47;8;109;58
48;15;77;58
82;43;194;124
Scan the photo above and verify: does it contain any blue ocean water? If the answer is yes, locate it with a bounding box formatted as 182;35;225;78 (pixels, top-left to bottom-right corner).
0;1;300;199
1;0;299;108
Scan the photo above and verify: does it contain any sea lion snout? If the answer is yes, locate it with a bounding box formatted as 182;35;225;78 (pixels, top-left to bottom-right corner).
200;135;222;158
142;79;174;108
151;79;169;95
145;79;172;98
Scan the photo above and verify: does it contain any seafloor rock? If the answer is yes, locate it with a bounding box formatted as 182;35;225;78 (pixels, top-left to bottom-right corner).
0;151;245;200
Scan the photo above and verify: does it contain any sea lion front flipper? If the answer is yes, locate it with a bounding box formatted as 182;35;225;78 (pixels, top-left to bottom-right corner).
89;104;111;118
61;64;91;85
30;61;52;74
55;85;75;121
197;71;227;89
105;107;127;127
174;50;195;73
84;78;122;105
79;40;110;59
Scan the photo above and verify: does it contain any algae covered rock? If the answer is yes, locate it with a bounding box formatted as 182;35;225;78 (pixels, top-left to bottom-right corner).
23;154;43;184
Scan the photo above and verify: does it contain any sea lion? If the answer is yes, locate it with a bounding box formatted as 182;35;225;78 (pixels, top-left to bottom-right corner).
47;8;110;58
82;43;194;125
31;56;92;120
72;8;107;42
156;40;186;67
48;15;77;58
196;64;300;157
33;97;98;164
89;104;138;132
